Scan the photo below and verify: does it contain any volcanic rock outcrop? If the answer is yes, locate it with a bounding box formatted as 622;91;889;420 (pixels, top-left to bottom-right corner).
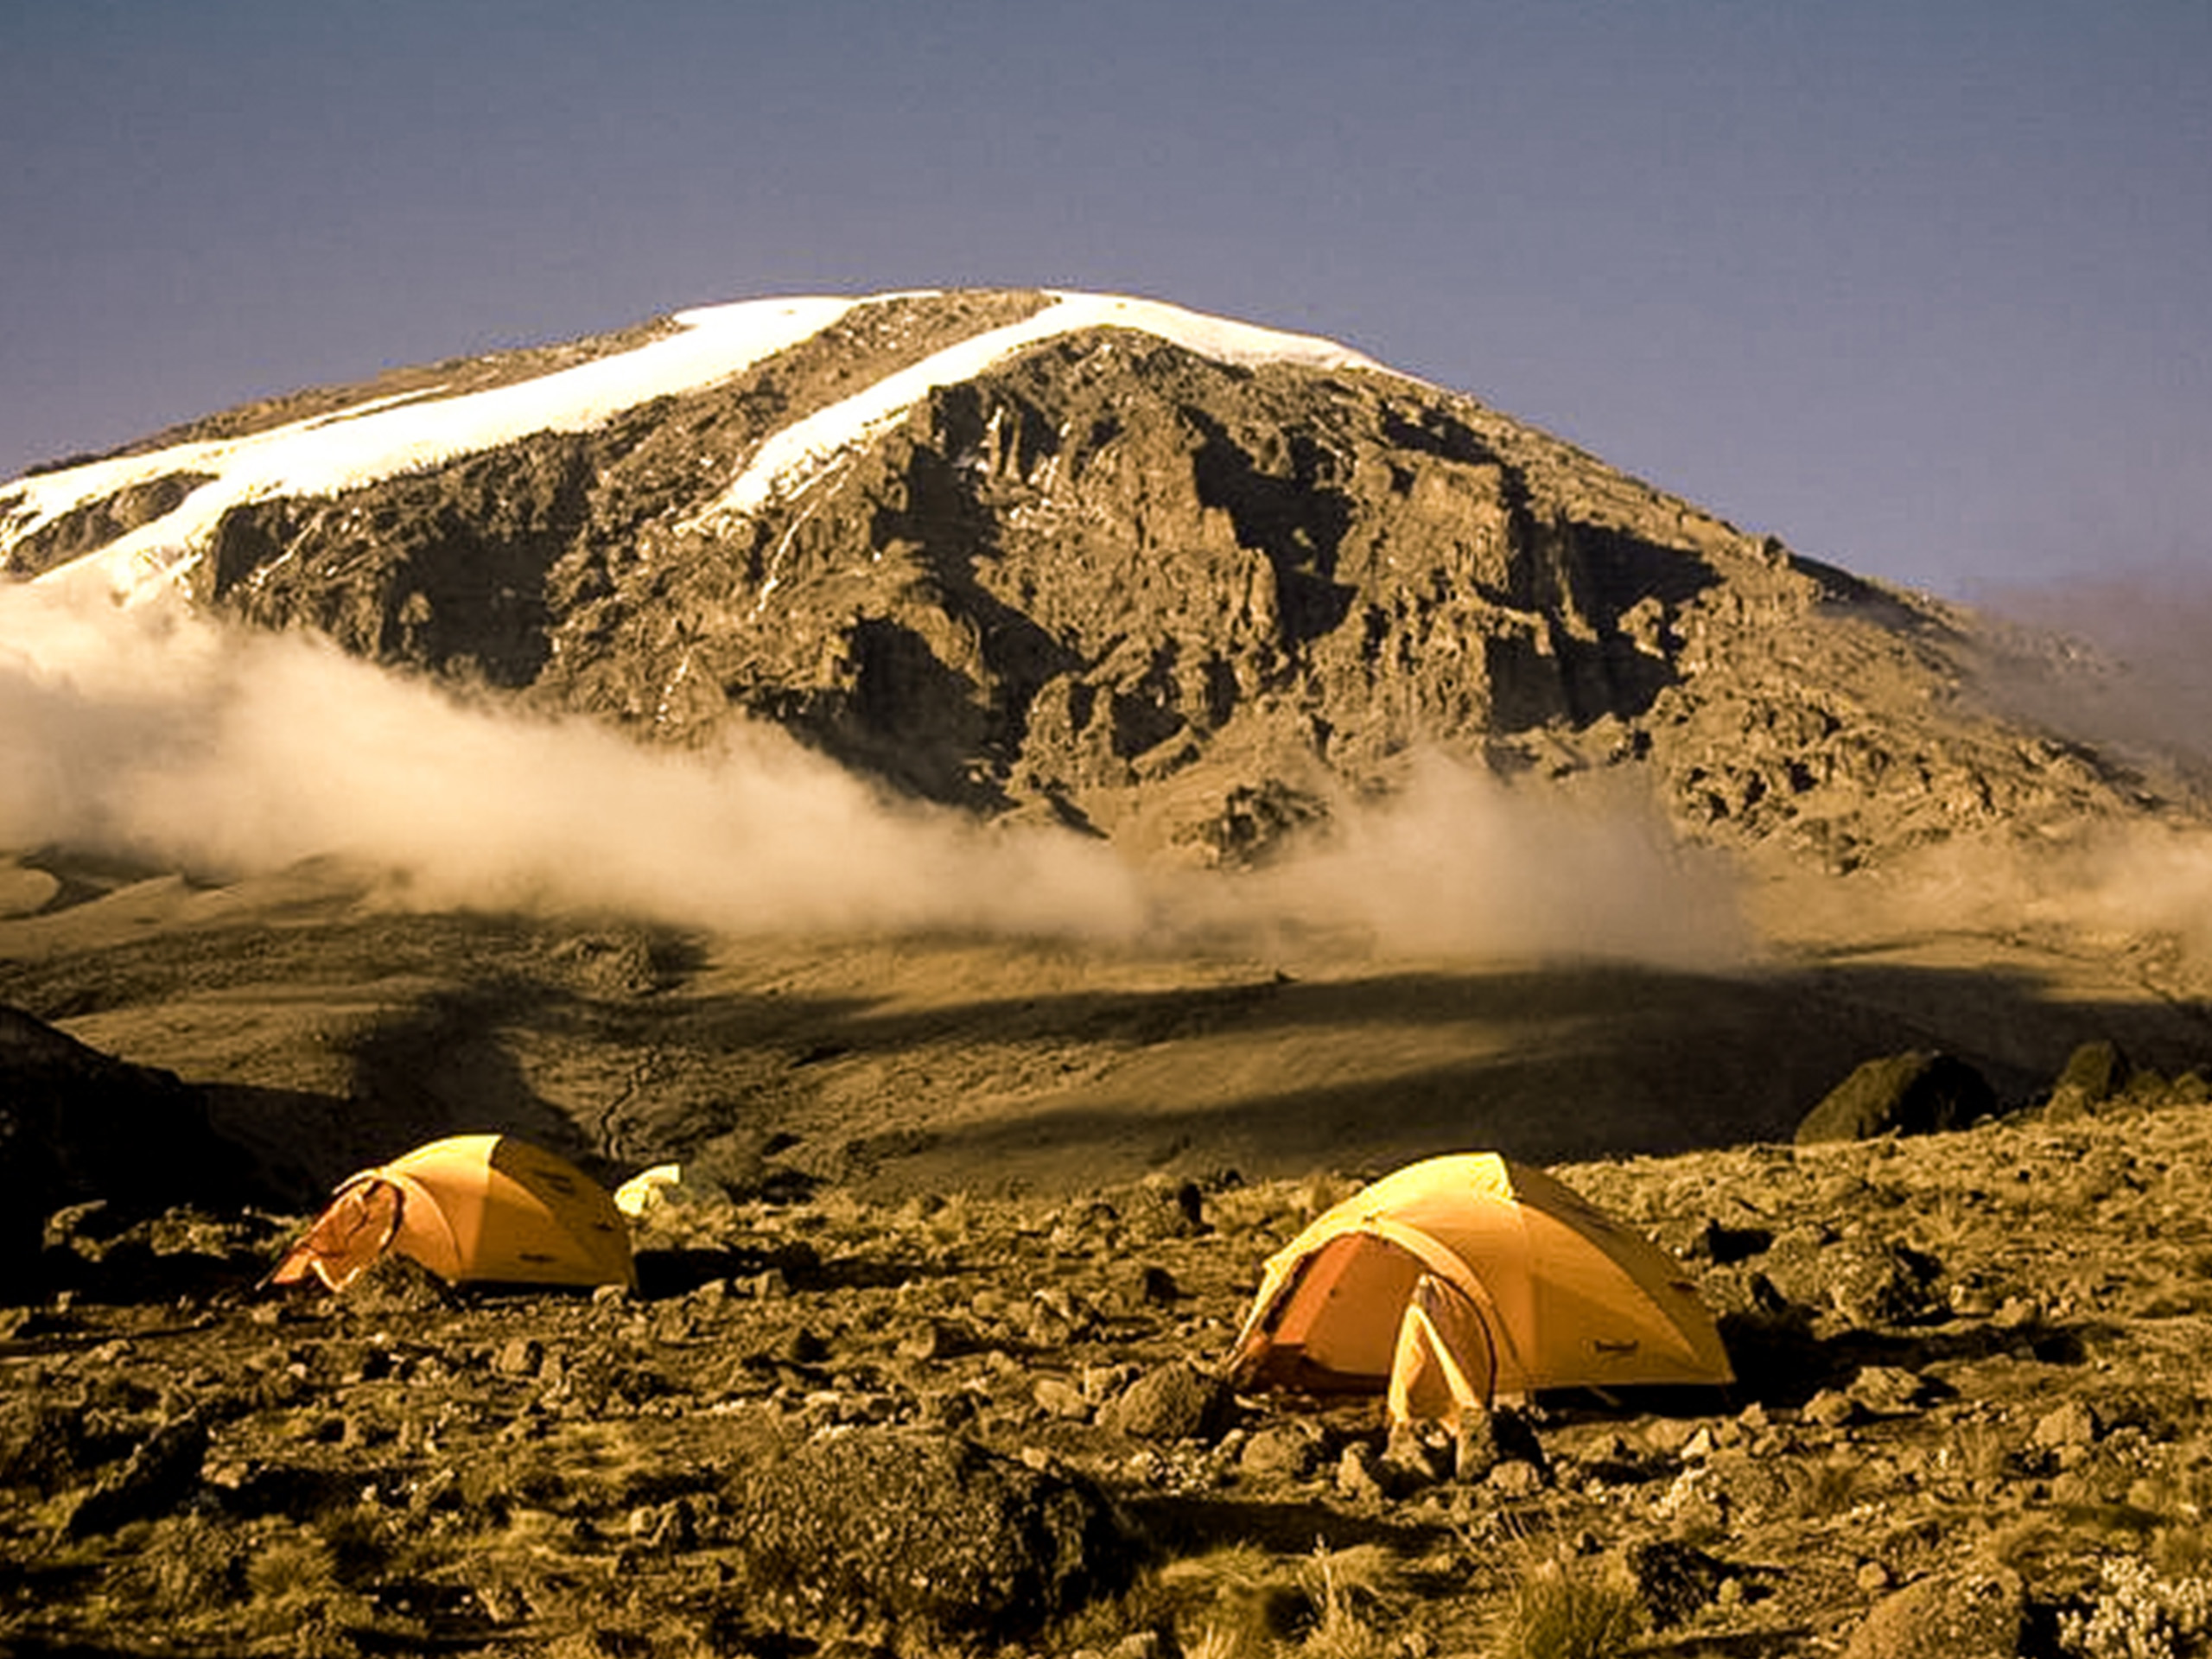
0;1003;236;1296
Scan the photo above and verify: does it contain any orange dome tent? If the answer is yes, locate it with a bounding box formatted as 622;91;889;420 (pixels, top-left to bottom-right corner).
269;1135;635;1292
1224;1153;1731;1423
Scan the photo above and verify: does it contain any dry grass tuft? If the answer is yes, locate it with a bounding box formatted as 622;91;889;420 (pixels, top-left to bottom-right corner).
1157;1542;1306;1658
1295;1545;1402;1658
1789;1454;1864;1518
1145;1541;1408;1659
245;1529;340;1603
1488;1548;1645;1659
135;1513;242;1615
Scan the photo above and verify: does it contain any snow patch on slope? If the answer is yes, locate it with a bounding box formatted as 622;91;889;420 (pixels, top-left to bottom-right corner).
4;289;1394;604
690;291;1389;526
9;297;861;598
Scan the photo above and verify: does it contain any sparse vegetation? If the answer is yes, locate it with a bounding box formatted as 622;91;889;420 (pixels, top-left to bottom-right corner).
1488;1550;1646;1659
12;961;2212;1654
2058;1555;2212;1659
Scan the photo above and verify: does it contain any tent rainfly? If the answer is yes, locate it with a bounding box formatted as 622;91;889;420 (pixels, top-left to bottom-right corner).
1224;1153;1732;1423
268;1135;636;1292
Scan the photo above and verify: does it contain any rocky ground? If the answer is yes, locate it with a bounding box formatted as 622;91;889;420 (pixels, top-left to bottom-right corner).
9;1061;2212;1659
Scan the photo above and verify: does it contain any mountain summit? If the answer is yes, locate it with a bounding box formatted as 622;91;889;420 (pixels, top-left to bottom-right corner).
0;289;2174;872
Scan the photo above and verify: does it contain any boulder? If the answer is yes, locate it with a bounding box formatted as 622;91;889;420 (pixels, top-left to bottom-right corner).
1625;1540;1736;1629
0;1005;240;1303
1843;1569;2026;1659
2045;1039;2133;1117
1796;1052;1997;1144
1102;1359;1233;1442
719;1426;1137;1643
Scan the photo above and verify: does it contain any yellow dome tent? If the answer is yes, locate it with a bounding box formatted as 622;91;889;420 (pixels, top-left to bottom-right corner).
269;1135;636;1292
1224;1153;1731;1423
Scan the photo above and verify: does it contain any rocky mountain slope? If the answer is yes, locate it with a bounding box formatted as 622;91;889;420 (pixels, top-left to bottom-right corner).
8;286;2212;1245
3;289;2178;871
10;289;2212;1659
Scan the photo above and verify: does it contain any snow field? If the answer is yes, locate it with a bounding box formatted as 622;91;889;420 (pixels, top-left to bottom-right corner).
10;297;861;597
5;290;1391;599
690;291;1389;525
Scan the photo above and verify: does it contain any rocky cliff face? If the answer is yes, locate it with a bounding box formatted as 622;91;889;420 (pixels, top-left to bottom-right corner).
1;289;2173;870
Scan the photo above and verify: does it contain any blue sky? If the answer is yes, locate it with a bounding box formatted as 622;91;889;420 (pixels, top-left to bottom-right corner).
3;0;2206;601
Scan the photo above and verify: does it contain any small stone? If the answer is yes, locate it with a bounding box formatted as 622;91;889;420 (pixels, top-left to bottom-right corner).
1488;1459;1544;1499
1103;1360;1232;1442
1383;1422;1450;1489
1948;1285;1998;1319
896;1319;956;1362
1858;1561;1893;1592
1240;1423;1323;1480
1456;1404;1503;1482
1082;1363;1137;1402
1034;1377;1090;1421
1802;1389;1859;1428
1667;1484;1728;1543
493;1337;543;1378
1337;1442;1388;1503
1847;1365;1927;1414
2031;1400;2101;1449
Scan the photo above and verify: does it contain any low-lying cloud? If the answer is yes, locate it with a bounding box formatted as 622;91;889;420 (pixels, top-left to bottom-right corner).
0;583;1746;965
1973;569;2212;774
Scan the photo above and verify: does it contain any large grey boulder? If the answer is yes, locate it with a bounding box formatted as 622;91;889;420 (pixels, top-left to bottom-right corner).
1795;1052;1996;1144
719;1426;1138;1643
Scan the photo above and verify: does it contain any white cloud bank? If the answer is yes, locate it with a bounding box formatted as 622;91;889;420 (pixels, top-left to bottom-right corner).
0;585;1750;967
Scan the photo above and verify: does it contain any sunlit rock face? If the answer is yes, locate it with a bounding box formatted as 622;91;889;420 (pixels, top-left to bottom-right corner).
1;288;2174;868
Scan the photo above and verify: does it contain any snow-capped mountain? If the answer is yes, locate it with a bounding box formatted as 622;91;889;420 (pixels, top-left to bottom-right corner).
0;289;2172;868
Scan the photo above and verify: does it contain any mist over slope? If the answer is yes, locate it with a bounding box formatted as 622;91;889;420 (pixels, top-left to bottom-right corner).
0;582;1745;965
6;286;2212;984
6;287;2186;894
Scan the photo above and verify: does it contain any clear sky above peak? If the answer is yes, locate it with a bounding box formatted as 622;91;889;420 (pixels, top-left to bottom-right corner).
4;0;2206;603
